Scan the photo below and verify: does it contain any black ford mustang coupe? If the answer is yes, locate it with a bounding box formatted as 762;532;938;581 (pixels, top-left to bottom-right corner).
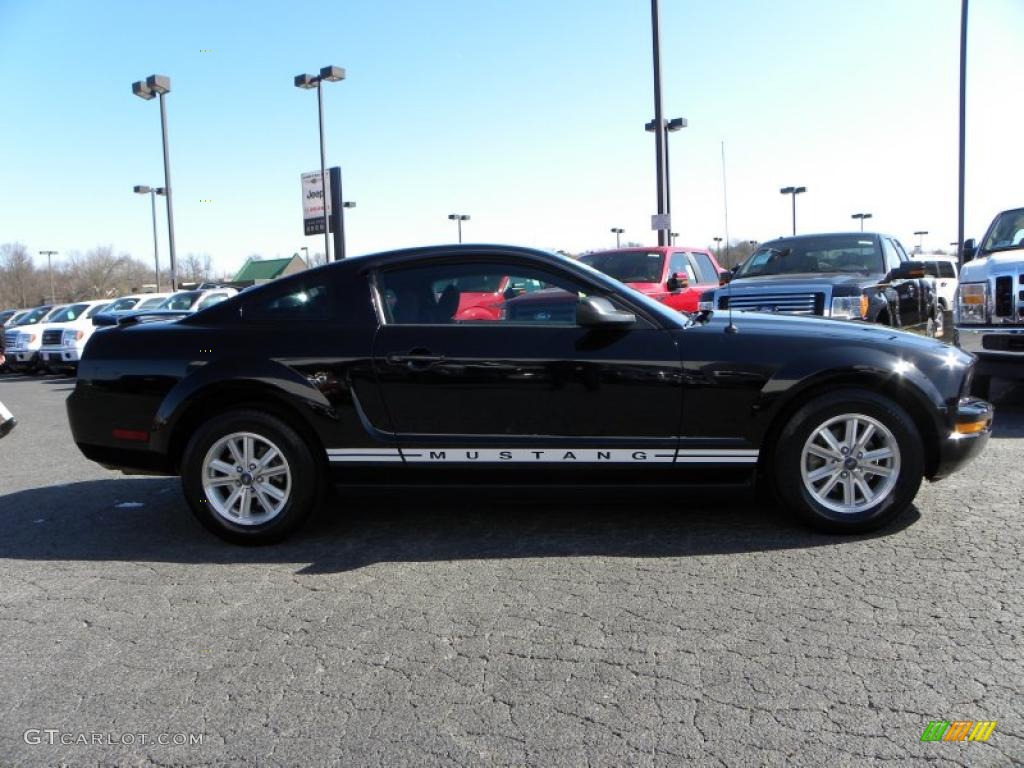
67;245;992;544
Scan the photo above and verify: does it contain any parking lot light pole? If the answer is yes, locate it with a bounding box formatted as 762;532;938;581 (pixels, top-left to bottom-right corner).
779;186;806;236
134;185;166;289
448;214;470;243
914;230;929;252
646;117;687;228
132;75;178;291
39;250;58;303
670;231;679;246
295;66;346;262
713;236;723;258
610;227;624;247
300;246;310;268
851;212;873;231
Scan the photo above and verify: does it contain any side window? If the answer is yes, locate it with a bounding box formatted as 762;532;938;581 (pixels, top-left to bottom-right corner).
688;252;717;284
245;280;333;323
892;239;910;261
376;261;590;326
881;239;902;272
668;253;695;283
938;262;956;278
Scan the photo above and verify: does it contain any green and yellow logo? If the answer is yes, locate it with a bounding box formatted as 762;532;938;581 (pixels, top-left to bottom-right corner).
921;720;996;742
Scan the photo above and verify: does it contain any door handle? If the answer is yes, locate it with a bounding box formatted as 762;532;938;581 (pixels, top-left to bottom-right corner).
386;349;445;369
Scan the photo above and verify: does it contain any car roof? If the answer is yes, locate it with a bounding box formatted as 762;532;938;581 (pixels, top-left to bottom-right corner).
760;232;886;244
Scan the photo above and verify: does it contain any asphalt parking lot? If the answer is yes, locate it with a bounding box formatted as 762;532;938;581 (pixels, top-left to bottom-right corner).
0;374;1022;767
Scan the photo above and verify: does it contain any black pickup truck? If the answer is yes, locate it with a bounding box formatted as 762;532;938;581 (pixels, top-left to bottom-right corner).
702;233;940;336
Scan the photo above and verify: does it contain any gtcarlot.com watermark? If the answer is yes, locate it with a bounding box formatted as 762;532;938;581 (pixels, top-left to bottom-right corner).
24;729;203;747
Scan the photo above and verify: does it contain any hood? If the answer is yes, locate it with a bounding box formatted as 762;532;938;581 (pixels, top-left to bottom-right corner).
700;310;949;355
727;273;878;292
961;250;1024;281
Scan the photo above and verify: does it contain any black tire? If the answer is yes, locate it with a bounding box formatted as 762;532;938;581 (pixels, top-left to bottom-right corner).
773;389;923;534
181;409;322;545
970;374;991;400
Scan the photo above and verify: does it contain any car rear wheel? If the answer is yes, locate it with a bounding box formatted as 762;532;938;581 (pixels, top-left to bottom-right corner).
181;410;321;544
773;389;923;533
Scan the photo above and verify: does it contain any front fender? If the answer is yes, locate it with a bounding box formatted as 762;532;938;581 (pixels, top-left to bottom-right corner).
755;343;949;436
149;357;331;455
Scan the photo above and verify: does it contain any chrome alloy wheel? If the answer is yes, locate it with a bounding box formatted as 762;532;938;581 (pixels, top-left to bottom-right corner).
201;432;292;526
799;413;901;514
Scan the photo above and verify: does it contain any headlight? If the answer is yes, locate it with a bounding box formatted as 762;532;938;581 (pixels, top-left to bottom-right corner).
62;329;84;345
957;282;988;324
831;295;867;319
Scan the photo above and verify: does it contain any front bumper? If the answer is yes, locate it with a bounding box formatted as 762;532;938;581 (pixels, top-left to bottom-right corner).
931;397;994;480
6;350;40;369
956;326;1024;378
39;347;81;368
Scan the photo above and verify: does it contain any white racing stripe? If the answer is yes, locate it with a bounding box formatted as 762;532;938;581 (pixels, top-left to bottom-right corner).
326;447;757;464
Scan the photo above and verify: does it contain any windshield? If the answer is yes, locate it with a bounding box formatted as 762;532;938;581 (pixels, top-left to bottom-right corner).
47;303;90;323
16;307;53;325
980;208;1024;253
579;251;665;283
106;298;139;312
736;236;882;277
159;291;200;310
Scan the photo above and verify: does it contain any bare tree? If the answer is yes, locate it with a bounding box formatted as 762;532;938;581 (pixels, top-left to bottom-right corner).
179;253;213;284
0;242;44;308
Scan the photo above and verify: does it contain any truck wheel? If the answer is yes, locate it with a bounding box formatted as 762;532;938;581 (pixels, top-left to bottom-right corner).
181;409;321;545
970;375;991;400
773;389;923;533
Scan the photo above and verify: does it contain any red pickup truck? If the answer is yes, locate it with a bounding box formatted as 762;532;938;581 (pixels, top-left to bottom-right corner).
579;246;725;312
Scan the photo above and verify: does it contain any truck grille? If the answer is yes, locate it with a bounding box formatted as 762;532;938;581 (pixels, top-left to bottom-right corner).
720;292;823;315
992;273;1024;322
4;330;20;349
42;329;63;346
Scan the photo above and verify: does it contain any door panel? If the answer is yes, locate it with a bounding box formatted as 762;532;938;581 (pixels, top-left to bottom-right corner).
374;324;683;439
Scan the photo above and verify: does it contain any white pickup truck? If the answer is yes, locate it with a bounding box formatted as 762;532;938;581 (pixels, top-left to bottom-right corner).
37;300;113;374
955;206;1024;397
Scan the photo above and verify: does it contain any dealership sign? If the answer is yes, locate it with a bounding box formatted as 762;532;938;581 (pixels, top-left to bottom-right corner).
301;170;333;236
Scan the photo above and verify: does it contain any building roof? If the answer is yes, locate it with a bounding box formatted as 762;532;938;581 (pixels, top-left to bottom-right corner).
234;256;298;282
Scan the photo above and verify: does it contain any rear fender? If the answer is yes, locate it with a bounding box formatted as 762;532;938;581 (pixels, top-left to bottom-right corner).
149;358;331;456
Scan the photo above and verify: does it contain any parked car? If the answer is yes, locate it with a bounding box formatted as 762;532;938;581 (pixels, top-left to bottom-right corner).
67;244;990;545
93;289;238;327
702;233;941;335
158;288;238;312
104;292;173;314
579;246;725;313
911;255;958;334
0;309;21;328
954;206;1024;397
37;300;114;374
3;304;61;373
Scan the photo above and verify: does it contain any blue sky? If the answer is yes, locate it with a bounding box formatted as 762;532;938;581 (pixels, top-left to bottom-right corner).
1;0;1021;274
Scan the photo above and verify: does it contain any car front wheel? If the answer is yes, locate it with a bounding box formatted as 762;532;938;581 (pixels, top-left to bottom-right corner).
181;409;321;544
773;389;923;533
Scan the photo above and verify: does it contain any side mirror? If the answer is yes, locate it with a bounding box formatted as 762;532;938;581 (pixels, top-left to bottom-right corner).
719;270;734;286
576;296;636;328
666;272;688;292
884;262;925;282
92;313;117;327
961;238;977;263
